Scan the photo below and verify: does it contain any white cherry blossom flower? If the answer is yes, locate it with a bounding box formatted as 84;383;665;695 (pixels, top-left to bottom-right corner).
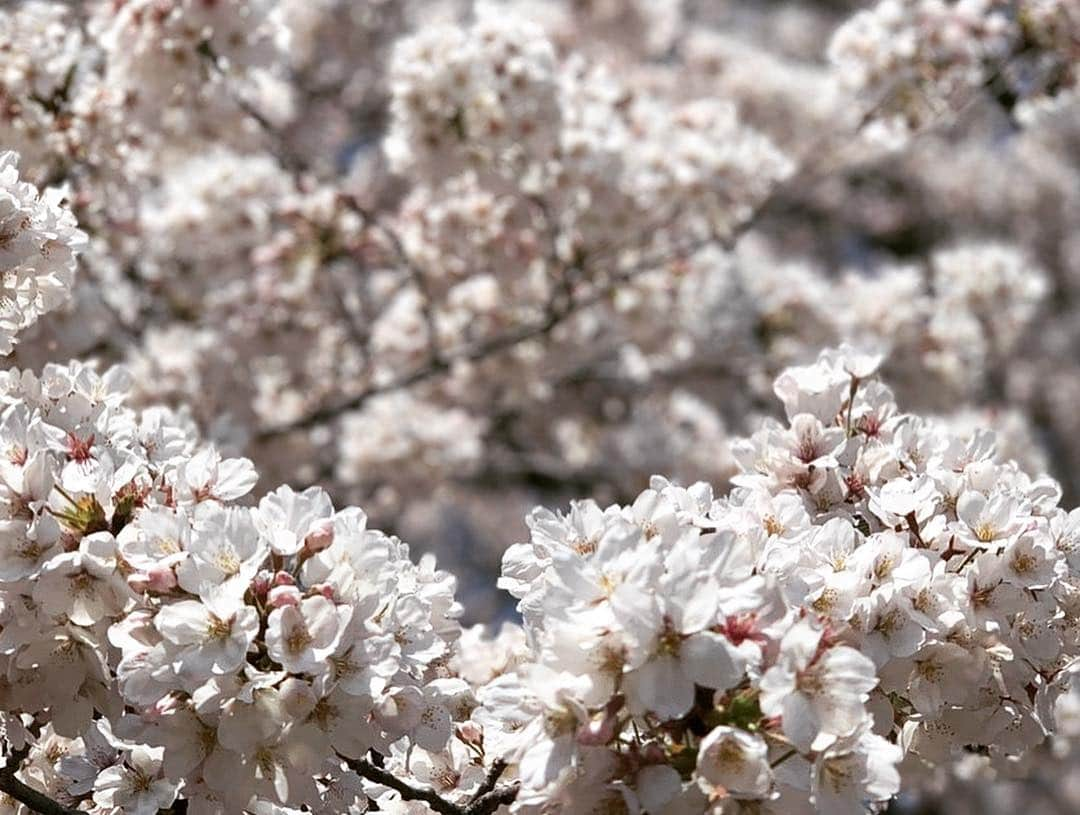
266;595;351;675
759;617;878;751
154;587;259;677
696;726;772;798
92;746;178;815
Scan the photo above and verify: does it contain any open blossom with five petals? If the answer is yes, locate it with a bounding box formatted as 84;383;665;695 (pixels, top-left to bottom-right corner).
266;595;352;675
759;617;879;752
696;726;773;799
154;586;260;677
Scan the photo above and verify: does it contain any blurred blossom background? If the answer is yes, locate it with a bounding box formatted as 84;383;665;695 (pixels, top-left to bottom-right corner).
4;0;1078;626
3;0;1077;624
3;0;1079;653
2;0;1079;811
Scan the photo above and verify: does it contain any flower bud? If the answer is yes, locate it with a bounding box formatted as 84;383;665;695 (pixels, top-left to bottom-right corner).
252;571;272;596
457;721;483;748
311;583;335;600
303;520;334;554
577;708;619;746
146;565;178;592
269;584;302;608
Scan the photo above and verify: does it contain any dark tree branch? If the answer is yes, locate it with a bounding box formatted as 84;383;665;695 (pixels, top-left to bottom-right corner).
255;232;722;440
340;755;518;815
343;756;463;815
0;749;80;815
468;759;507;804
339;195;445;366
466;781;519;815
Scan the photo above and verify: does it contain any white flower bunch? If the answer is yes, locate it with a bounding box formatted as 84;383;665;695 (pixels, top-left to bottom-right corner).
0;151;86;355
829;0;1079;136
482;345;1080;813
384;7;562;181
386;5;791;252
91;0;285;120
337;391;487;488
0;353;476;812
0;0;1077;808
138;148;291;273
0;1;86;173
109;486;465;812
930;242;1048;354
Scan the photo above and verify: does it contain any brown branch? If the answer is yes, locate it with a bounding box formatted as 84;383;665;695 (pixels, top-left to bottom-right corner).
343;756;463;815
341;754;518;815
339;195;444;365
255;233;720;440
468;759;507;805
466;781;519;815
0;749;80;815
905;512;928;549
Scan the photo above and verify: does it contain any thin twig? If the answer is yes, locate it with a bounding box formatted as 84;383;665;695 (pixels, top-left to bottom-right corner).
770;748;799;769
340;195;444;365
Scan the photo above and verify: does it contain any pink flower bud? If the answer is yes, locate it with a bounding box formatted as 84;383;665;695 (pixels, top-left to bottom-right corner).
151;694;182;717
457;721;483;747
128;566;177;594
269;585;302;608
312;583;335;600
252;571;272;596
146;565;178;592
303;521;334;554
272;571;296;587
577;712;617;746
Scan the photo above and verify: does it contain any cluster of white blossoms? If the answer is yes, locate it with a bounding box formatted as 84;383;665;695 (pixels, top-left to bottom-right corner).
385;9;562;181
829;0;1079;137
385;4;792;251
0;1;88;175
90;0;286;124
0;140;1076;813
20;331;1080;815
481;345;1080;813
0;1;284;187
0;153;496;811
4;0;1072;609
723;234;1054;413
0;354;478;812
929;242;1048;362
0;152;86;355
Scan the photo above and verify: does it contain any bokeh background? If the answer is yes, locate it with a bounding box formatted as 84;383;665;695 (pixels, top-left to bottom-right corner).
4;0;1078;636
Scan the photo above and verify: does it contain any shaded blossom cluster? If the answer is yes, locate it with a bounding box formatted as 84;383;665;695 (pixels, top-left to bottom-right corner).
0;153;85;355
0;359;472;812
480;347;1080;813
829;0;1079;138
